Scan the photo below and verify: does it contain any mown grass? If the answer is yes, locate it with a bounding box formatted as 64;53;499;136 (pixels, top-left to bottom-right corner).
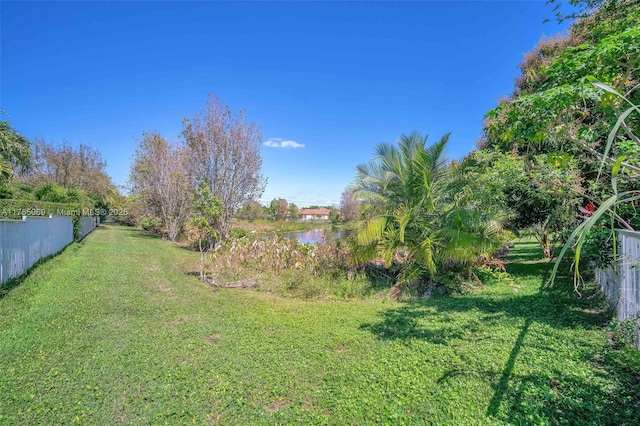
1;224;639;424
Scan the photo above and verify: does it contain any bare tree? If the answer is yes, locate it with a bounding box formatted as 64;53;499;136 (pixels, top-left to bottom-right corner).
182;94;266;240
340;190;360;222
129;132;191;241
21;138;115;203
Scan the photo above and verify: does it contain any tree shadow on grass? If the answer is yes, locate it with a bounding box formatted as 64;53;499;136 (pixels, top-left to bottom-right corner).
505;258;556;278
503;243;546;263
360;284;608;341
358;243;625;423
485;316;532;418
492;367;640;424
360;303;470;345
361;241;608;343
129;230;163;240
359;283;629;423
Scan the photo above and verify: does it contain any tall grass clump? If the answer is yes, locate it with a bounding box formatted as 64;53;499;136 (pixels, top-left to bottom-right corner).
210;235;387;299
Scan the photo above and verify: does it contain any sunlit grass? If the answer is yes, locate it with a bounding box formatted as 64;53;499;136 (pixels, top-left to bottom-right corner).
1;226;638;424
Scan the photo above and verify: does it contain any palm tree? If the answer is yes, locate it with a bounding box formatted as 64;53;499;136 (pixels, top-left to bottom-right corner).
353;131;507;286
353;132;449;280
0;119;31;184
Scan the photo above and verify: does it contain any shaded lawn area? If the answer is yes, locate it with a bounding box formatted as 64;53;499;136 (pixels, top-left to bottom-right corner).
1;224;639;424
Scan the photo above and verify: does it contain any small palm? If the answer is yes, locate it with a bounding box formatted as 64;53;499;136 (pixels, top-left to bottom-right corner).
353;131;506;285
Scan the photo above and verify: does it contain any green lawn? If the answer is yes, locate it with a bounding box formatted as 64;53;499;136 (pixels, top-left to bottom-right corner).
1;224;639;425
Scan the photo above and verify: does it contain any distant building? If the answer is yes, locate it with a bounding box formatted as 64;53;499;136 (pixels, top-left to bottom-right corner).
298;207;331;221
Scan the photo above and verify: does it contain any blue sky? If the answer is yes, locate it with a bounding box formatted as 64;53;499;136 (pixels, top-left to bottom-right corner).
2;1;572;207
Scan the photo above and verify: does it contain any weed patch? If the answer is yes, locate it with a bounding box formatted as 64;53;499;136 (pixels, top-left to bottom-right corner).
210;235;389;299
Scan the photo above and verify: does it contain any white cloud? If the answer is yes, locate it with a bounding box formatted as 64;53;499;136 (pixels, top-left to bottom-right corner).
263;138;305;149
280;140;305;148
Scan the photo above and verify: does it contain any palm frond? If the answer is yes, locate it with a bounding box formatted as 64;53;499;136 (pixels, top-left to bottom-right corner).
378;238;397;268
414;236;438;275
427;132;451;171
356;215;389;246
396;204;413;243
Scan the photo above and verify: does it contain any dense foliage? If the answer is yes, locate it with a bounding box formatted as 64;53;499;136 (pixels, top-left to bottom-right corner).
551;81;640;288
0;119;31;185
478;0;639;262
352;132;511;290
458;150;583;257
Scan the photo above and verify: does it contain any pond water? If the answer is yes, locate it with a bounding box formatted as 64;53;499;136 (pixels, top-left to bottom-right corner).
283;229;343;245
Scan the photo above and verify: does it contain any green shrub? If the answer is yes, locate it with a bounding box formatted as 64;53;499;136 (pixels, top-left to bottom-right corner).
140;216;164;235
230;228;250;239
34;183;70;202
0;187;12;199
0;182;35;200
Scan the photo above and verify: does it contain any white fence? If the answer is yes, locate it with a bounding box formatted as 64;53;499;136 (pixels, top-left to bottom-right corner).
78;216;100;241
596;230;640;348
0;215;99;285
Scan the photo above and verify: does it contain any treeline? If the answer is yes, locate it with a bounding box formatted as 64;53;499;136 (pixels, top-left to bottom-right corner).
0;123;121;240
0;129;118;218
237;200;305;222
236;198;356;223
473;0;639;269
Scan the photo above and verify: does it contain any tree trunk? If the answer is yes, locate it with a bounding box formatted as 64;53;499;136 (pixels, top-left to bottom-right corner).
199;239;205;281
